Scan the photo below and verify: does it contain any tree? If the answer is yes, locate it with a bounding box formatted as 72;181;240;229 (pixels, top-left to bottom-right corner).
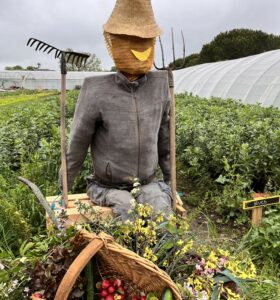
5;65;23;70
61;48;102;71
199;29;280;63
110;66;117;72
26;66;36;71
170;28;280;68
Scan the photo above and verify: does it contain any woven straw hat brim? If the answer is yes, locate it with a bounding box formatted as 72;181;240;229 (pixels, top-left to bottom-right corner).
104;0;162;38
103;23;161;39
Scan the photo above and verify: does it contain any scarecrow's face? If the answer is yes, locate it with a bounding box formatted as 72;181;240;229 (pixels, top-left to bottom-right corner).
110;34;155;75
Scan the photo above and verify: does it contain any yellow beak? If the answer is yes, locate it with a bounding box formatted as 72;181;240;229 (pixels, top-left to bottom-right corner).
131;47;152;61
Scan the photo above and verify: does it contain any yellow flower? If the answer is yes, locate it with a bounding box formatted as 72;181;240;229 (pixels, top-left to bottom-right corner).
180;239;193;254
143;246;158;262
155;214;164;224
224;287;241;299
217;248;230;257
176;239;184;246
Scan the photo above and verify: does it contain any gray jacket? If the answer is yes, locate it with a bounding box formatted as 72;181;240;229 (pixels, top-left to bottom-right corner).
62;71;171;190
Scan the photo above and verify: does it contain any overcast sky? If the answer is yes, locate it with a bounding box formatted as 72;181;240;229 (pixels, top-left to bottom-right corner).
0;0;280;71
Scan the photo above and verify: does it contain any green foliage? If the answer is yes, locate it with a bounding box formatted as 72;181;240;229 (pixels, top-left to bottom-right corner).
5;65;24;70
0;226;79;299
0;198;31;253
248;259;280;300
242;209;280;264
176;94;280;221
200;29;280;63
0;91;80;235
172;28;280;68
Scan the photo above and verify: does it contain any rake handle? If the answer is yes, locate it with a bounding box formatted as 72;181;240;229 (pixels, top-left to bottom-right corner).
60;72;68;208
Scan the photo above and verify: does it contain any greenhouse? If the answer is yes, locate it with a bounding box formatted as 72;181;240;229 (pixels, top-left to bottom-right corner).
1;50;280;108
174;49;280;108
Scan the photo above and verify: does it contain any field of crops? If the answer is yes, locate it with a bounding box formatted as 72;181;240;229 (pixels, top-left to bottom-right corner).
0;90;279;299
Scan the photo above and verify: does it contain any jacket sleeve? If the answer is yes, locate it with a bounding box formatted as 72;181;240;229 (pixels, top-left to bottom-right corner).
158;89;171;183
59;78;98;191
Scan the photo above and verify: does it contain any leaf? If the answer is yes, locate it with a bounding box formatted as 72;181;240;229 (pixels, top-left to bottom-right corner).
215;175;227;184
162;239;174;250
213;274;233;283
166;223;177;234
19;241;34;256
216;270;252;297
211;284;221;300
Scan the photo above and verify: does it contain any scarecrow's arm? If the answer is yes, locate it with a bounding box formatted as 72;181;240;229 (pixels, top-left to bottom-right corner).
158;94;171;184
59;78;98;191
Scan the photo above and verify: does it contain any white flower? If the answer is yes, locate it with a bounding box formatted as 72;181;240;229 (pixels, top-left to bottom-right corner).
75;224;82;230
12;279;19;288
129;198;136;208
0;263;4;270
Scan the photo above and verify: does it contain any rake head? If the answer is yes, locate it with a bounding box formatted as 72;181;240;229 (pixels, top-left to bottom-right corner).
154;28;186;71
27;38;90;69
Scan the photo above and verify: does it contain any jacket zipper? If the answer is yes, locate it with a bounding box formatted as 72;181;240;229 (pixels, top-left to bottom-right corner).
132;88;140;178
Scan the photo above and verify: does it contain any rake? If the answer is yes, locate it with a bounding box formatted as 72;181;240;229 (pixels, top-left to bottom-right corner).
154;29;186;211
27;38;90;208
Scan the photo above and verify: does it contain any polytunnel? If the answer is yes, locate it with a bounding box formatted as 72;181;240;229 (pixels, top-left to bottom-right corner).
0;70;104;90
173;49;280;108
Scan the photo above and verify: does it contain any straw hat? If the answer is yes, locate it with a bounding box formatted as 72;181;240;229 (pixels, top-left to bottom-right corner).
103;0;162;38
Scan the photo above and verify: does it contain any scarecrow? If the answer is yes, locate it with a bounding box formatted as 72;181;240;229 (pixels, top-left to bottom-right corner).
60;0;173;220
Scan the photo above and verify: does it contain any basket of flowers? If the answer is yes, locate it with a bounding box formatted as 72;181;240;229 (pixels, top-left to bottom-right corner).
54;230;181;300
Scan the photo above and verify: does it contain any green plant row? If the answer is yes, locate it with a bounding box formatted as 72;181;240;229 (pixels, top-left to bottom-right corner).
176;94;280;223
0;91;58;107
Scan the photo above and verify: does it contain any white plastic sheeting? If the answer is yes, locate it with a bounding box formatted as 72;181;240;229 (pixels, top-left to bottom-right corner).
0;71;107;90
173;50;280;108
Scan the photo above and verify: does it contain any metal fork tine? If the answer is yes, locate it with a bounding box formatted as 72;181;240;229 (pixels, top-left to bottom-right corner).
153;28;186;71
180;30;186;68
171;28;176;65
159;36;165;69
181;30;186;58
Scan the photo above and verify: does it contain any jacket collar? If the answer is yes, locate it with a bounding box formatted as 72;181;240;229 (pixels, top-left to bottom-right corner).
114;71;147;92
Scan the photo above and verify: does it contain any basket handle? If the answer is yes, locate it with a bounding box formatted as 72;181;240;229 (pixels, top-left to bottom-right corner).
54;238;104;300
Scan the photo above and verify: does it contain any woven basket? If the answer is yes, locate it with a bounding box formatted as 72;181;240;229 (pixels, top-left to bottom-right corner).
55;230;182;300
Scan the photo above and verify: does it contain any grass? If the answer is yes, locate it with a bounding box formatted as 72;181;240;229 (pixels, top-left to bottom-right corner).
249;259;280;299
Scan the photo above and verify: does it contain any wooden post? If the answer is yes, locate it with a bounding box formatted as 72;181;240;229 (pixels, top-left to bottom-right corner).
168;69;177;211
252;207;263;227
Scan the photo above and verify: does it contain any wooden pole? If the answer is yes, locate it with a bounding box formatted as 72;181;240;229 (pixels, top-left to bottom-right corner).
60;72;68;208
168;69;179;211
252;207;263;226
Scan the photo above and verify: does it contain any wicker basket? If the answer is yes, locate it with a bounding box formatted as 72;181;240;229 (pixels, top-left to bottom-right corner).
55;230;182;300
